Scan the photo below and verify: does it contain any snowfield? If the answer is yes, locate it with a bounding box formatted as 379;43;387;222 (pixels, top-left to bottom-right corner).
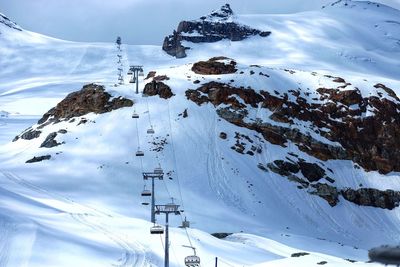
1;1;400;266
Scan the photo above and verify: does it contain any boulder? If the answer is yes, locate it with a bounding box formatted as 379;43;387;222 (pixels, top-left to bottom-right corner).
192;57;237;75
143;81;174;99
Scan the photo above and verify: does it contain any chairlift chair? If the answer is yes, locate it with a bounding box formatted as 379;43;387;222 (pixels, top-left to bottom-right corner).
129;77;136;84
141;186;151;197
184;255;200;267
132;112;139;118
154;167;163;174
127;70;133;75
141;202;149;206
147;128;155;134
180;217;190;228
139;69;144;77
150;224;164;235
136;149;144;157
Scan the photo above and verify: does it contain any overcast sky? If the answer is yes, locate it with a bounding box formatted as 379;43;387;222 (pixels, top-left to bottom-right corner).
1;0;399;45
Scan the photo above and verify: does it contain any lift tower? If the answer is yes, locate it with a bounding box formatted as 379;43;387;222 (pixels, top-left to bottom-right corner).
143;171;163;223
155;201;180;267
129;65;144;94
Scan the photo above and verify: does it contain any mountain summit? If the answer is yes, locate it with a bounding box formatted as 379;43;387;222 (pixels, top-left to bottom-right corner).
203;3;234;22
162;4;270;58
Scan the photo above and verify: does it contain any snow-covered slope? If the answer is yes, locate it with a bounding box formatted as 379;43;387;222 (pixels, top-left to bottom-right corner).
1;1;400;266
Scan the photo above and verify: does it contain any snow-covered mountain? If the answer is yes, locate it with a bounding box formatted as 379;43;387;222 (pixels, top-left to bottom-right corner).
1;1;400;266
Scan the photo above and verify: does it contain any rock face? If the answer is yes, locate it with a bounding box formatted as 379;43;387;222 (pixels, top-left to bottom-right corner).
26;155;51;163
143;81;174;99
13;129;41;142
267;159;400;209
192;57;237;75
40;132;62;148
185;77;400;174
309;183;339;207
38;84;133;124
162;4;271;58
342;188;400;210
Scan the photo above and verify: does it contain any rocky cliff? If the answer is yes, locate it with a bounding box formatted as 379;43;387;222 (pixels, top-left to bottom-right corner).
162;4;271;58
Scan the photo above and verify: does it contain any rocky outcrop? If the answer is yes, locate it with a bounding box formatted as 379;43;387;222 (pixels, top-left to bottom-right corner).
13;128;41;142
267;159;400;209
162;4;271;58
192;57;237;75
38;84;133;124
342;188;400;210
26;155;51;163
143;81;174;99
309;183;339;207
298;162;326;182
185;77;400;174
13;84;133;142
40;132;62;148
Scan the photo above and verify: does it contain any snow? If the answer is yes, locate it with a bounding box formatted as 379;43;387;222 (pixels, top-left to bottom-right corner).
1;1;400;266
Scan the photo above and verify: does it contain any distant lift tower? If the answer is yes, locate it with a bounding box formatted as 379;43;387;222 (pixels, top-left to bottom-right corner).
143;170;164;223
155;201;180;267
129;65;144;94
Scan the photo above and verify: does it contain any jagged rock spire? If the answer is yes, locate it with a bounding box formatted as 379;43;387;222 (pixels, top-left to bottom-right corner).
204;4;234;21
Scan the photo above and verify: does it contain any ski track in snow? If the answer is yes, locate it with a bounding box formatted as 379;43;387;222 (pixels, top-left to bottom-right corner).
0;171;149;267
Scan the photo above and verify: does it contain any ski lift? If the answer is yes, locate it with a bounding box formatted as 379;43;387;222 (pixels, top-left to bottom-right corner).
136;149;144;157
184;255;200;267
179;217;190;228
183;246;200;267
154;167;163;174
127;70;133;75
139;69;144;77
150;224;164;235
132;112;139;118
141;186;151;197
129;77;136;84
147;128;155;134
141;202;149;206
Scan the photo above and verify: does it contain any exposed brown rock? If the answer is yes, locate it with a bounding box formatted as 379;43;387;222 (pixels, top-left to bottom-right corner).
185;78;400;174
162;4;270;58
38;84;133;124
341;188;400;210
374;83;400;101
143;81;174;99
298;162;326;182
191;57;237;75
145;71;156;80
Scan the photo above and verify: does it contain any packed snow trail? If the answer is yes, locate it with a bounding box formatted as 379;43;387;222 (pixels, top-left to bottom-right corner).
0;171;149;267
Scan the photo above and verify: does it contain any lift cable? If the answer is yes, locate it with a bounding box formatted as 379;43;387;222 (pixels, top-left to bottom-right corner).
166;98;195;249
